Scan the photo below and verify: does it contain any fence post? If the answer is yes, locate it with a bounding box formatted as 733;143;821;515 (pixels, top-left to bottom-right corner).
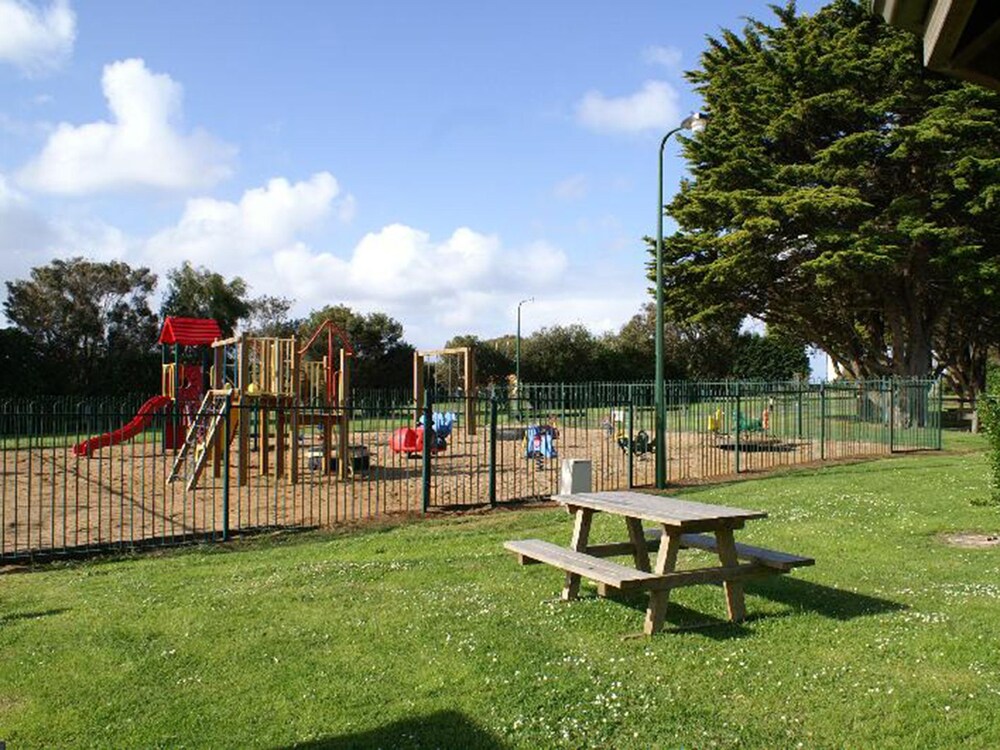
222;392;231;541
889;379;896;453
627;395;635;489
421;384;433;513
488;396;498;507
937;380;944;450
735;381;742;474
797;380;804;439
820;383;826;461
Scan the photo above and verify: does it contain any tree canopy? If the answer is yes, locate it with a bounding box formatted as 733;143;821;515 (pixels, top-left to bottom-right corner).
3;257;159;394
161;262;252;337
659;0;1000;403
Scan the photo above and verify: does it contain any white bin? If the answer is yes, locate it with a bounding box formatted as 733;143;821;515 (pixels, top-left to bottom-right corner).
560;459;592;495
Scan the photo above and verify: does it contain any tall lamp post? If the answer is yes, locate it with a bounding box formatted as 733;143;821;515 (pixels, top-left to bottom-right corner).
655;112;708;489
515;297;534;391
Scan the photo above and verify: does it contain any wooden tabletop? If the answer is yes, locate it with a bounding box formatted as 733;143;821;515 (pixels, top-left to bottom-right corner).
553;490;767;530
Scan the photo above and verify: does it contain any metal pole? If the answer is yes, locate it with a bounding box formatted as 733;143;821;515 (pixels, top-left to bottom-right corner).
488;396;498;507
655;127;681;489
516;303;521;389
627;395;635;489
516;297;533;398
889;379;896;453
734;381;742;474
222;392;231;541
820;383;827;461
421;383;433;513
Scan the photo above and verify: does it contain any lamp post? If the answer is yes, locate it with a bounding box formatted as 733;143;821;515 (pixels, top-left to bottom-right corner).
515;297;533;392
655;112;708;489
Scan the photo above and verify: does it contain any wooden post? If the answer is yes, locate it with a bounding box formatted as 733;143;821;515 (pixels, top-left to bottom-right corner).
290;345;300;484
222;391;231;541
290;404;299;484
275;406;286;478
212;400;223;478
238;400;249;486
644;525;682;635
715;527;747;622
212;345;222;389
413;352;424;424
322;415;333;476
465;347;476;435
337;413;349;480
625;517;651;572
337;348;351;481
562;507;593;601
259;405;269;476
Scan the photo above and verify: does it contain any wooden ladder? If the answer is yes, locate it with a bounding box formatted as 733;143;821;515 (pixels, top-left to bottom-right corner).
168;389;233;490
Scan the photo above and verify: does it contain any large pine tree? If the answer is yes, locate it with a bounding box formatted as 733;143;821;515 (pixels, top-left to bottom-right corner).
660;0;1000;405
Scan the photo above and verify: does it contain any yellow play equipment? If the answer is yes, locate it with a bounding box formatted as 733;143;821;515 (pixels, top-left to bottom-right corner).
167;320;354;491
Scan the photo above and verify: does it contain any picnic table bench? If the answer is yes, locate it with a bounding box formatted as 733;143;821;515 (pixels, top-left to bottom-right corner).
504;490;813;635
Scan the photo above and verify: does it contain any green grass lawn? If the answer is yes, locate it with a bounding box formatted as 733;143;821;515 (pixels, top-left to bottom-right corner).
2;434;999;749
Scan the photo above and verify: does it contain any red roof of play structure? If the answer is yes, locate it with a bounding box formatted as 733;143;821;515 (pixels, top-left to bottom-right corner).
158;317;223;346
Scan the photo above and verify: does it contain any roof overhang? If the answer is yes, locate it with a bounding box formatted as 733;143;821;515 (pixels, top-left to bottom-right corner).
874;0;1000;90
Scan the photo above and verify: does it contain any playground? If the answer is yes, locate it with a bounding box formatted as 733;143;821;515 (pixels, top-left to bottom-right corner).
0;315;941;559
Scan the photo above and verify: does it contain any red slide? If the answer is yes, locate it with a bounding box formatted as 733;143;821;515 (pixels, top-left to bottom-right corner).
73;395;173;457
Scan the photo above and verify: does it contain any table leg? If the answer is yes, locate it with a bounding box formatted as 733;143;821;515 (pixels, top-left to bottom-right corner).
715;527;746;622
625;516;651;572
562;506;593;601
644;525;681;635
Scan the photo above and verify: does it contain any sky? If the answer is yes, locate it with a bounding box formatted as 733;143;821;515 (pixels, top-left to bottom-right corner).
0;0;829;356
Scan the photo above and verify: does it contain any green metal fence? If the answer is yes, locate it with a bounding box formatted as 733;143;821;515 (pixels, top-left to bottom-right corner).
0;378;941;561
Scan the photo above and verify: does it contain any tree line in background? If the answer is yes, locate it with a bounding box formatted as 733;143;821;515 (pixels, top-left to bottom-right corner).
0;257;808;397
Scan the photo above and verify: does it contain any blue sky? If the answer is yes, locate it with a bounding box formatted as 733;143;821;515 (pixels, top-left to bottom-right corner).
0;0;828;356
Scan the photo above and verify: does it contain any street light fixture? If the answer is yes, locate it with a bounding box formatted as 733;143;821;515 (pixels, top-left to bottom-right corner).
655;112;708;489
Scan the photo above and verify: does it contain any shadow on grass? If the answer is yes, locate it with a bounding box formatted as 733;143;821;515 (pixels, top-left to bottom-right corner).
0;607;68;624
603;592;756;640
275;710;508;750
746;577;905;620
605;576;902;635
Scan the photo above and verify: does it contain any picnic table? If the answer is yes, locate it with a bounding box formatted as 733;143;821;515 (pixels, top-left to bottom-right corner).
505;490;813;635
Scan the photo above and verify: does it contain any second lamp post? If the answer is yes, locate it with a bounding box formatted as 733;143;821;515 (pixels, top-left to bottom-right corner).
515;297;533;391
655;112;708;489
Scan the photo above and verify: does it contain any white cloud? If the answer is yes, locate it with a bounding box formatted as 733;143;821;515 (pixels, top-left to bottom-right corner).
270;226;577;347
18;58;235;194
0;0;75;74
575;80;680;134
145;172;349;270
643;45;682;70
553;173;588;201
271;224;568;308
1;168;632;349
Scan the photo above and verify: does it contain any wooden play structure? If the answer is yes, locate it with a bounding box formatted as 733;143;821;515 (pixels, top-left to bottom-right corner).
164;317;355;491
413;347;477;434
